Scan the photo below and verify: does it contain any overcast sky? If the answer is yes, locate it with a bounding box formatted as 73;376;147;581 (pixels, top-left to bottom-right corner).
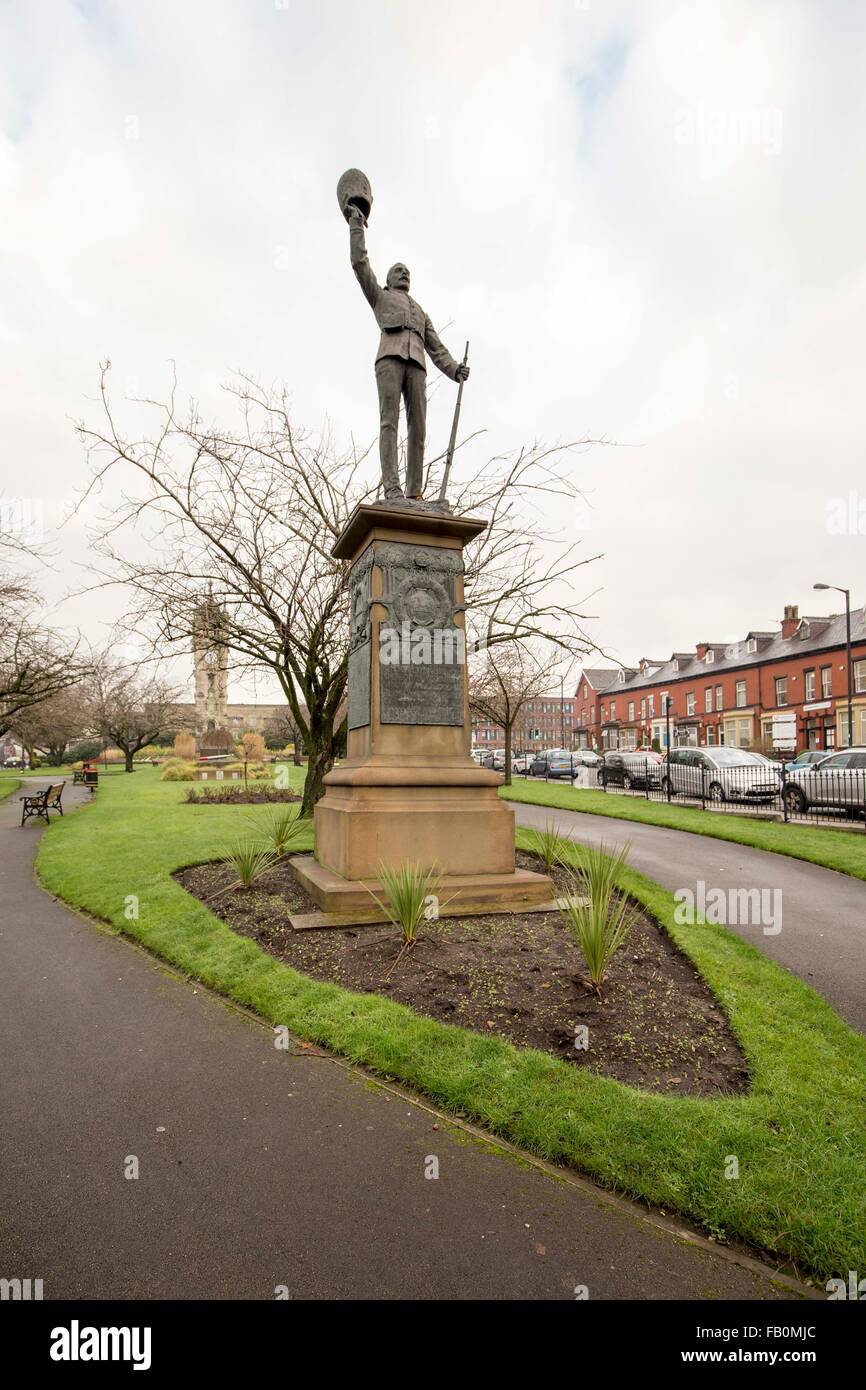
2;0;865;699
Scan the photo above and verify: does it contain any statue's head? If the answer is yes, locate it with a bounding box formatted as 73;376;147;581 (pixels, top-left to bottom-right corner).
386;262;410;292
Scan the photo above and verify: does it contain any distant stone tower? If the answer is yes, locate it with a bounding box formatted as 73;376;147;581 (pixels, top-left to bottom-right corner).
193;599;229;735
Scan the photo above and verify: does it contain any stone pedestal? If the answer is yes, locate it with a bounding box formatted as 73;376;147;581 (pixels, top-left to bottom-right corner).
291;502;556;923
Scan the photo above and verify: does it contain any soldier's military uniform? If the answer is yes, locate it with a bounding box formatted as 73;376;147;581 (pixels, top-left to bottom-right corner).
350;221;462;499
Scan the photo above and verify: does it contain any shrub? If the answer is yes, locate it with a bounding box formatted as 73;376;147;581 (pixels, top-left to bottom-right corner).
527;820;569;873
245;807;312;857
367;862;444;951
173;733;197;760
160;761;198;781
185;786;301;804
237;732;266;764
219;840;278;890
558;842;638;999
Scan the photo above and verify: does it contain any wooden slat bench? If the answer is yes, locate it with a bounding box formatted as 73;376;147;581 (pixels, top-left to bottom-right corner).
20;782;66;826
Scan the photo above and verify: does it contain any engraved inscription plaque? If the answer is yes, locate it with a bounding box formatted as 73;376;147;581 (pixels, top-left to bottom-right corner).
375;540;465;727
348;639;371;730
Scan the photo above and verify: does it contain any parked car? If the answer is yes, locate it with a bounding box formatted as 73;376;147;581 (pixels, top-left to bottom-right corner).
471;748;495;769
528;748;574;779
784;749;832;772
661;747;780;803
782;747;866;817
491;749;508;772
597;750;663;790
573;749;600;768
511;752;532;774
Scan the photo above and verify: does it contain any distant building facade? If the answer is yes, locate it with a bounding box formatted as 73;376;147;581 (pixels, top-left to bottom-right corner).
471;694;578;751
575;603;866;754
173;600;288;741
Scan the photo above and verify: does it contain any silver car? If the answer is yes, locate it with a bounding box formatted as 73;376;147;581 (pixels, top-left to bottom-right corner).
662;747;780;803
783;747;866;817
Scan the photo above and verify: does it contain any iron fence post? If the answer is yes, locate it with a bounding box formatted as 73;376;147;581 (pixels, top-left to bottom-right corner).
781;759;788;823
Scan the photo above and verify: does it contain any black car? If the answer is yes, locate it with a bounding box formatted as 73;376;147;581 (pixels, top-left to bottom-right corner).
597;750;663;790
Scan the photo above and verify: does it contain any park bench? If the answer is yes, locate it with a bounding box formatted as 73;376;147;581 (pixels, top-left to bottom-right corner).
20;781;66;827
72;768;99;789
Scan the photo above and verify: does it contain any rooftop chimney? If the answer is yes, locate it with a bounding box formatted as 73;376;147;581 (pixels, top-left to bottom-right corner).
781;604;800;639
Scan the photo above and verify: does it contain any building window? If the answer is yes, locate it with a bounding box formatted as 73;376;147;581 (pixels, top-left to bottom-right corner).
590;704;595;721
804;669;816;702
855;660;866;695
821;666;832;699
628;701;635;720
648;695;655;717
640;698;646;720
716;685;723;711
686;691;695;716
610;701;616;720
735;680;747;708
706;725;715;745
746;638;757;653
705;650;714;663
704;687;712;713
775;676;787;706
672;660;679;672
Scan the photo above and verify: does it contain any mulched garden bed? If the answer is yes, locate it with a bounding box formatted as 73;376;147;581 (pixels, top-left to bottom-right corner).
185;786;301;804
175;850;749;1097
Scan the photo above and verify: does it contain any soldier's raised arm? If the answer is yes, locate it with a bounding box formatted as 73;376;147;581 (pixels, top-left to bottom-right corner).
347;205;380;310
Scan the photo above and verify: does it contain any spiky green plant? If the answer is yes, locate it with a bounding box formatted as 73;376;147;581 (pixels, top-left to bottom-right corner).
527;820;569;873
558;841;639;999
245;807;312;857
367;861;444;950
219;839;279;890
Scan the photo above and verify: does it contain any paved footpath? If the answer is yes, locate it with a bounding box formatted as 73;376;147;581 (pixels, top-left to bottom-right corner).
0;781;805;1301
514;798;866;1034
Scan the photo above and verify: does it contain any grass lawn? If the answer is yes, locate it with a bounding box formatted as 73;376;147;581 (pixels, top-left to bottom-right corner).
0;776;20;801
502;778;866;881
34;764;866;1281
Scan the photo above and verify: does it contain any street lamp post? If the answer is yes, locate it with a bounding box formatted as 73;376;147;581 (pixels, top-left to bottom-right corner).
560;675;565;750
664;695;672;801
814;583;853;748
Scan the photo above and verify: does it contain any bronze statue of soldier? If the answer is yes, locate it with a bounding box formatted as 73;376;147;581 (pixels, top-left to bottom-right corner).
339;170;469;502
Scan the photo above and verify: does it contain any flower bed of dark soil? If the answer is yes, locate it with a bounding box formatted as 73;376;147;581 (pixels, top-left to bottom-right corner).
185;786;301;804
175;850;749;1097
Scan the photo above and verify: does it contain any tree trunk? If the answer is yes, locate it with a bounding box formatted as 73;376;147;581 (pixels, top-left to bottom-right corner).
301;739;333;818
503;720;512;787
124;748;135;773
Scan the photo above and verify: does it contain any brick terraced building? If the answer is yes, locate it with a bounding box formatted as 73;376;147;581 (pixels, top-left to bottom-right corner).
574;603;866;755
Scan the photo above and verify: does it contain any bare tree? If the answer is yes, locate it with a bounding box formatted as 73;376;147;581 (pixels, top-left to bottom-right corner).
10;686;91;766
88;659;182;773
0;544;88;740
264;708;306;765
76;364;604;813
470;643;567;787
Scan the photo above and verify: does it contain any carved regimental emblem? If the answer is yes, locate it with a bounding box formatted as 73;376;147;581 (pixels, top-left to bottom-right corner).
375;542;463;631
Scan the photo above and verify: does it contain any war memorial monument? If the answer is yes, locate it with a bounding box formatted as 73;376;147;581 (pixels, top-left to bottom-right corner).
290;170;556;924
